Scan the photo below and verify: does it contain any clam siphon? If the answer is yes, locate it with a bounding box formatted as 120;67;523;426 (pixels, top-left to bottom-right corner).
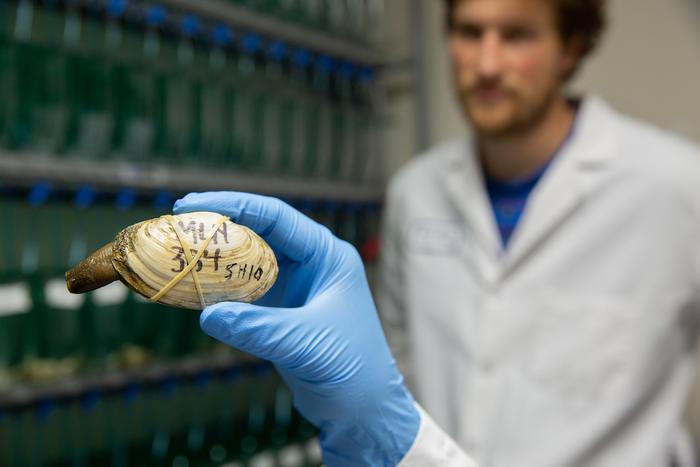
65;212;278;309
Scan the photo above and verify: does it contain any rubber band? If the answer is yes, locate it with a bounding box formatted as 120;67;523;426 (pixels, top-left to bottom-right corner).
166;215;206;309
149;215;228;308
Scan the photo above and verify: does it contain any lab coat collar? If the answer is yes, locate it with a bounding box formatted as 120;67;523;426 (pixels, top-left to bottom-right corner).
443;95;620;274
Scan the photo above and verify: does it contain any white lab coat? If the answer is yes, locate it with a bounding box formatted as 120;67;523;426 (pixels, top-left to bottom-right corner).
381;96;700;467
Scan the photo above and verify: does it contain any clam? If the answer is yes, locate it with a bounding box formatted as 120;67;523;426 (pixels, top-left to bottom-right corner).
65;212;278;309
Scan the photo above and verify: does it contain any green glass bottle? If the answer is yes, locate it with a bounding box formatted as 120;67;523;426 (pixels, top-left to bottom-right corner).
23;1;70;155
233;33;265;171
286;48;317;178
6;0;37;150
60;1;90;157
164;15;205;166
355;67;381;184
309;55;337;179
119;5;167;162
74;6;113;160
0;194;33;373
260;41;292;174
200;24;236;168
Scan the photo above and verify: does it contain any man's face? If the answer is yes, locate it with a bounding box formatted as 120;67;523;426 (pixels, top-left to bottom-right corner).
449;0;578;136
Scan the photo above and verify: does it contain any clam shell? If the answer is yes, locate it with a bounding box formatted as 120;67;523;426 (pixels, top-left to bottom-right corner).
111;212;278;309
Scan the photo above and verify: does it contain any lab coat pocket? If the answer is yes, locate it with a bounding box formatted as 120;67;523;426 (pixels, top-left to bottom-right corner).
527;292;637;412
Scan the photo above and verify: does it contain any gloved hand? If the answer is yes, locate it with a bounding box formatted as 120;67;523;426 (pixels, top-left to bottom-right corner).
173;192;420;466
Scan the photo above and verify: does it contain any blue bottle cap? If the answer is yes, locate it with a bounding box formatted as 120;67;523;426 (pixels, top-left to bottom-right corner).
27;182;52;206
362;202;379;213
292;48;313;68
81;392;100;412
224;367;241;382
267;41;288;62
123;384;140;403
338;61;356;80
212;24;233;46
107;0;127;18
146;5;167;27
115;189;136;211
194;371;212;388
162;378;177;396
37;400;54;422
316;55;336;74
344;202;360;213
297;198;316;212
361;66;376;82
181;15;201;38
153;191;173;210
324;201;340;213
241;33;262;55
253;361;273;374
74;185;96;209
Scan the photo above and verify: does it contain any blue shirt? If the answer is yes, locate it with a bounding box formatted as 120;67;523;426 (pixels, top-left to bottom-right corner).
485;162;551;247
485;120;576;247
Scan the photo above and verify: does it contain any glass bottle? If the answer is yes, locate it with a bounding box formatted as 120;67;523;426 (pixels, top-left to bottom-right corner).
164;14;205;166
200;24;236;168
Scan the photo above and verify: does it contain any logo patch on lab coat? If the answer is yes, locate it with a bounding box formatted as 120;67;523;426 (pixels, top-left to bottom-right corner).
404;220;466;256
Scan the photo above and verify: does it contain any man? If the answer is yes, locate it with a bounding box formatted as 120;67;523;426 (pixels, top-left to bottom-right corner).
378;0;700;466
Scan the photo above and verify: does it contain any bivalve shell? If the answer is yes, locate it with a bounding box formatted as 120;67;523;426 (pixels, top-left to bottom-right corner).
66;212;278;309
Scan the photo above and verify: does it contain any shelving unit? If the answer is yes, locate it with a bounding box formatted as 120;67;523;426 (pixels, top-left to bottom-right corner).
0;0;418;464
0;152;385;202
147;0;384;65
0;352;264;411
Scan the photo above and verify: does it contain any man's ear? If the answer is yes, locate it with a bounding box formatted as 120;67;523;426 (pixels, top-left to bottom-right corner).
560;35;586;80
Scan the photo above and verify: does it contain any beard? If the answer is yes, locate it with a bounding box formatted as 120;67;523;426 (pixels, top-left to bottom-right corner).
458;79;561;138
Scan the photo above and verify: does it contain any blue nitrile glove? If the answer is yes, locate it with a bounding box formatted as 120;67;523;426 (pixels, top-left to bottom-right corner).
173;192;420;466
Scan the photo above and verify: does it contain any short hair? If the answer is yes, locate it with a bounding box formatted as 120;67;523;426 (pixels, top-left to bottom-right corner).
444;0;607;61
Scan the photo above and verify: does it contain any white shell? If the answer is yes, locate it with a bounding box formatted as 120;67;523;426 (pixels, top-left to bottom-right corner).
112;212;278;309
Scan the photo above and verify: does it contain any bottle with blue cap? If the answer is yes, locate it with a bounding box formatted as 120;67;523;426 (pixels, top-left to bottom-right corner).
258;40;293;174
200;24;237;167
286;48;317;178
341;64;378;183
163;14;206;165
100;0;133;159
119;4;167;162
19;183;56;362
310;55;340;179
355;66;380;183
72;0;128;160
39;186;96;364
8;0;73;155
232;32;266;170
0;190;34;373
331;61;359;181
3;0;42;150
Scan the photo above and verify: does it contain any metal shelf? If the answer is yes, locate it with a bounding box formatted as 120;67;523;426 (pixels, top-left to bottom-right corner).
143;0;384;65
0;353;270;411
0;152;385;203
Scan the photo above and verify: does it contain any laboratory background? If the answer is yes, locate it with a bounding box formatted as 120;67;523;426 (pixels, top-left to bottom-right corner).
0;0;699;466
